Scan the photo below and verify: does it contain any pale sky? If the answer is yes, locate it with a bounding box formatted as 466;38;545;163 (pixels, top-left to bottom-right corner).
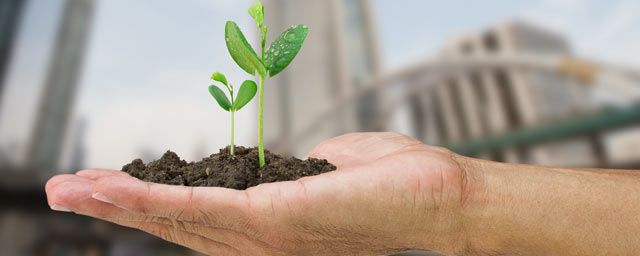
377;0;640;69
1;0;639;170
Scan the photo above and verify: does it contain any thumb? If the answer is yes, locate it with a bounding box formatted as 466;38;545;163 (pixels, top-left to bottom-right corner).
307;132;424;169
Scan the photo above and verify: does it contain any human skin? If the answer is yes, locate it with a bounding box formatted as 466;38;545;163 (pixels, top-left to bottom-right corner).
45;132;640;255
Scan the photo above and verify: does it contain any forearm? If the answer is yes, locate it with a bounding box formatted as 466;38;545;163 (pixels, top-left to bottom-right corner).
461;156;640;255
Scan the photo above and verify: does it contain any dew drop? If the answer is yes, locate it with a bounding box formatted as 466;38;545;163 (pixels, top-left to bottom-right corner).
276;58;288;66
285;32;296;42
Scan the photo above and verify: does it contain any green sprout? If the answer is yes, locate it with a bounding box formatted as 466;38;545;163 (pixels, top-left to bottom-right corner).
225;1;308;166
208;72;257;155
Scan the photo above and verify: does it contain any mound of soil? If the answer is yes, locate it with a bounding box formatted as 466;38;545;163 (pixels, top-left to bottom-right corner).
121;146;336;189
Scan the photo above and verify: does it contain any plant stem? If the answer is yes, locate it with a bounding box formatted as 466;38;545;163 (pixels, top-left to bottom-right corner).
231;110;235;155
258;22;266;167
258;75;265;166
230;87;235;156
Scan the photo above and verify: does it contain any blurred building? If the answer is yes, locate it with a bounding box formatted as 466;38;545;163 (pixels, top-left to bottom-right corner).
0;1;203;255
411;21;639;168
0;0;27;176
262;0;381;156
0;0;93;186
426;21;597;166
27;0;95;179
0;0;26;102
0;1;639;256
262;2;640;169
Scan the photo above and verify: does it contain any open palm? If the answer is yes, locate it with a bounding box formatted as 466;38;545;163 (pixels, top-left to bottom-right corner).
46;132;471;255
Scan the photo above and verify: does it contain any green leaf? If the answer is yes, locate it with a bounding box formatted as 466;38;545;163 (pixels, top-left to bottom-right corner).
210;72;228;86
233;80;257;111
248;1;264;28
208;85;231;111
225;21;266;76
265;24;308;77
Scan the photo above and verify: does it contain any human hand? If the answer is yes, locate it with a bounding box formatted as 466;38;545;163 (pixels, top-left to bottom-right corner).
46;132;474;255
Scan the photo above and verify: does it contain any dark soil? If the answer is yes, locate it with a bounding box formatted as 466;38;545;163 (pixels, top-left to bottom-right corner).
121;146;336;189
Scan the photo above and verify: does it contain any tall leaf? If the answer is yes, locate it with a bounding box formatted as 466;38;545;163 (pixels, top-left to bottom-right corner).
264;24;308;77
233;80;257;111
225;21;266;76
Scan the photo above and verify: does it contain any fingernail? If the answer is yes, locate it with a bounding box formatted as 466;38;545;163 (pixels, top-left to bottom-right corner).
92;192;112;204
51;204;72;212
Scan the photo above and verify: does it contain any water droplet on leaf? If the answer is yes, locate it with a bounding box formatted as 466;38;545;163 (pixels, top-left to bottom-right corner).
285;31;296;42
276;58;288;66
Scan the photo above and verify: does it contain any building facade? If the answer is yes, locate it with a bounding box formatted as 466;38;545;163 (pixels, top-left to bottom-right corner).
261;0;381;157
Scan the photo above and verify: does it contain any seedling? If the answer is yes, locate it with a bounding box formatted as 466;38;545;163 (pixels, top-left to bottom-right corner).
225;1;308;166
209;72;257;155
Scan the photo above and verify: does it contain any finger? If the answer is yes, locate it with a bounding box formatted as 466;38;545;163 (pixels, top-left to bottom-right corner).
109;219;242;256
76;169;131;180
91;175;253;230
47;174;167;222
307;132;424;168
46;174;79;196
133;217;279;255
47;175;267;254
46;174;142;218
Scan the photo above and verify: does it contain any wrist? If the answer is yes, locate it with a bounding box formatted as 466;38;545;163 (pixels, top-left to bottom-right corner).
456;156;640;256
457;156;555;255
440;154;540;255
401;151;487;254
451;154;494;255
454;156;508;255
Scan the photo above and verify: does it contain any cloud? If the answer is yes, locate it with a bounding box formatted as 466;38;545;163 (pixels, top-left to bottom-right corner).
582;0;640;49
519;0;591;32
192;0;251;9
519;0;640;66
578;0;640;66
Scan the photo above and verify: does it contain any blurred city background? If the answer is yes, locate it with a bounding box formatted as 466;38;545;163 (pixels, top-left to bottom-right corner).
1;0;640;255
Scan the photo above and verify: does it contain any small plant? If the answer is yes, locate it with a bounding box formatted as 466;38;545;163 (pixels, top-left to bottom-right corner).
225;1;308;166
208;72;257;155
